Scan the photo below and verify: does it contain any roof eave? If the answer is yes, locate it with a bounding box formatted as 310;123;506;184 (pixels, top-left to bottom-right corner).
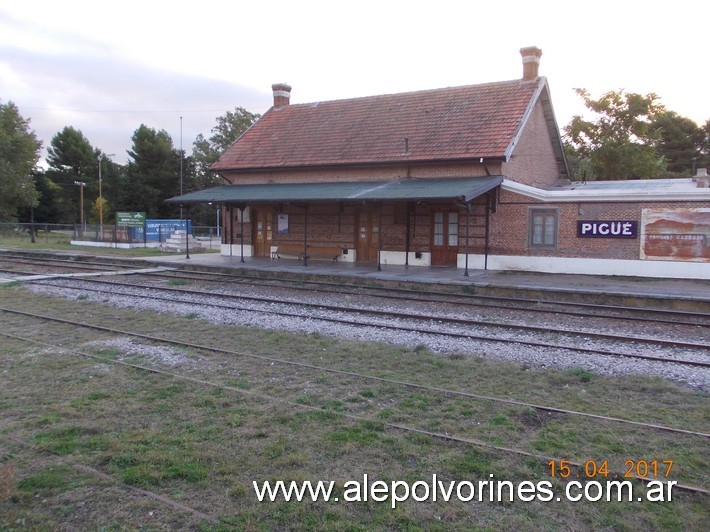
166;177;504;205
211;156;507;174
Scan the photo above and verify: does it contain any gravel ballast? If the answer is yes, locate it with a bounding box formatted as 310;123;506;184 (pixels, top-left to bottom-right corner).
27;279;710;391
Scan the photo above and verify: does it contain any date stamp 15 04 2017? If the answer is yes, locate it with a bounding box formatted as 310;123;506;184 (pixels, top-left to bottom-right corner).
548;459;673;480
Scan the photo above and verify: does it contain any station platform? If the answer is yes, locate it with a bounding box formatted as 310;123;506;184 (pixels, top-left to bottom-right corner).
140;252;710;311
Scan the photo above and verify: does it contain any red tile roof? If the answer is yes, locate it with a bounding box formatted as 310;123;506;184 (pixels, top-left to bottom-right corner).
212;78;544;171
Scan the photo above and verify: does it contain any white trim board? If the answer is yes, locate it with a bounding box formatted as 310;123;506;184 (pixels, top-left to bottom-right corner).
502;179;710;203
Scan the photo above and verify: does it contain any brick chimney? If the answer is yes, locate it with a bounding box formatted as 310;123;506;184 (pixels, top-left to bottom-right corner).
272;83;292;107
520;47;542;80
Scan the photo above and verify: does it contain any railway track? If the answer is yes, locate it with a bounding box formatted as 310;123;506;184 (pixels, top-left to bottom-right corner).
151;268;710;327
3;250;709;382
23;276;710;370
2;258;709;518
1;323;708;497
0;314;706;438
1;250;708;327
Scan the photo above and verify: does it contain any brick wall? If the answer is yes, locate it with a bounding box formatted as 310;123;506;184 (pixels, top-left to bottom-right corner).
502;101;561;187
220;161;499;185
221;187;706;265
491;189;710;259
220;199;496;255
223;206;250;246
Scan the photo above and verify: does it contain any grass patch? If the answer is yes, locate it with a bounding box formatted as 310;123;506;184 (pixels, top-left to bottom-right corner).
0;285;708;529
446;450;492;478
15;466;77;498
34;427;85;455
70;391;111;408
568;367;595;383
327;421;384;446
119;459;208;488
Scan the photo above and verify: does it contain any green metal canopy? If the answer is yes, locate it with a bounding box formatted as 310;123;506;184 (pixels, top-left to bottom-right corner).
166;176;503;205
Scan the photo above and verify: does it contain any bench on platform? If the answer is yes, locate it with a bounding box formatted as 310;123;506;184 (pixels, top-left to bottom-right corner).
271;244;304;261
272;244;342;262
304;246;343;262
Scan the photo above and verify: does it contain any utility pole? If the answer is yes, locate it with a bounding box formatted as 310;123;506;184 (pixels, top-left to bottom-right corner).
180;116;184;221
98;156;103;233
74;181;86;233
97;153;115;239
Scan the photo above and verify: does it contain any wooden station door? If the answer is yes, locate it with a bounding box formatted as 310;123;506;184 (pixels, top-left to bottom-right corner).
431;210;459;266
355;208;379;263
251;209;272;257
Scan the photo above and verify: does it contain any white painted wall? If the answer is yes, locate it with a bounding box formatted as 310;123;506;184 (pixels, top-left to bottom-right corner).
459;254;710;280
338;249;356;263
221;244;253;257
379;251;432;266
71;240;160;249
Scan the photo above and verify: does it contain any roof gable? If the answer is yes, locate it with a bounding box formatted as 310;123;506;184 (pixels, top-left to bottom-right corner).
504;79;570;180
212;78;546;171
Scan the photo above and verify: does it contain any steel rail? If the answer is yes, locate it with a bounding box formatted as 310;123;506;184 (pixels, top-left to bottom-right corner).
1;312;707;438
34;278;710;358
3;328;707;496
2;249;707;323
0;256;137;271
148;268;710;324
4;254;710;349
1;433;218;524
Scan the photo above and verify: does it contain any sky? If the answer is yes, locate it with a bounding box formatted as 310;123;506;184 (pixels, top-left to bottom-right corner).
1;0;708;167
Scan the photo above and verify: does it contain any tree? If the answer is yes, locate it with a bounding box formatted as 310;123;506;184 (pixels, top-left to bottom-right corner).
30;171;71;224
564;89;666;180
89;196;108;225
192;107;260;183
46;126;96;178
44;127;97;223
0;100;42;221
651;111;707;175
119;124;181;218
189;108;260;225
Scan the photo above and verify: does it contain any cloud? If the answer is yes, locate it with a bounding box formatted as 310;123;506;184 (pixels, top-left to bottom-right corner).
1;43;271;165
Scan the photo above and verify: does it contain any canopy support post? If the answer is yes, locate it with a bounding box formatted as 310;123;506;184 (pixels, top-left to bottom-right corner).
405;202;412;266
464;201;471;277
484;193;491;271
238;204;246;263
303;203;309;267
229;205;233;257
377;204;382;272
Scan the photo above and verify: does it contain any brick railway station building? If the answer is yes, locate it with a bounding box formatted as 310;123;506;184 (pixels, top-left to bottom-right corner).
169;47;710;280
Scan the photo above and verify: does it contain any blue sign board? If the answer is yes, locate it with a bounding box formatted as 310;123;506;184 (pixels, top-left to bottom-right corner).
145;219;193;242
577;221;638;238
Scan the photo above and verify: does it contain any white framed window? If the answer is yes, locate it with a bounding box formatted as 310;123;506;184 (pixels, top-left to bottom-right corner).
529;208;558;249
